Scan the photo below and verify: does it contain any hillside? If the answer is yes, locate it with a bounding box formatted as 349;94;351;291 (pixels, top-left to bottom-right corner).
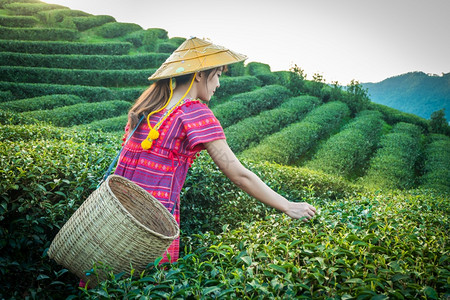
362;71;450;120
0;1;449;299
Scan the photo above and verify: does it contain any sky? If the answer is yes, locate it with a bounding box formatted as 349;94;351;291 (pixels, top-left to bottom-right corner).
47;0;450;85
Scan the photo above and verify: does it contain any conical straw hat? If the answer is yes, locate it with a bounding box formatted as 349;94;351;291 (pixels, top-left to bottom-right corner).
148;37;247;81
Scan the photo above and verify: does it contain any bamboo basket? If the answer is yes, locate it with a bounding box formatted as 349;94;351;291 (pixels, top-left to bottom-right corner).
48;175;179;285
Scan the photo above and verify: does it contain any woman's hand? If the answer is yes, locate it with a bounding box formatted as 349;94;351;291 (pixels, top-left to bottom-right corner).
282;201;317;221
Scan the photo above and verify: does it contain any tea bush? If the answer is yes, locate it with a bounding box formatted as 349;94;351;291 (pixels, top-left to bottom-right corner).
157;42;177;53
0;109;38;125
20;100;131;127
0;15;39;27
0;94;85;112
0;66;156;87
0;90;13;102
72;15;115;31
225;95;320;153
210;75;262;104
369;102;429;133
361;122;423;190
0;0;40;8
181;153;358;236
79;189;449;299
0;39;132;55
241;101;350;165
0;81;116;101
3;2;67;15
78;114;128;132
0;128;120;299
0;52;169;69
420;134;450;192
247;62;271;75
212;85;291;128
256;73;279;86
306;110;384;178
94;22;142;38
0;26;79;41
36;8;90;26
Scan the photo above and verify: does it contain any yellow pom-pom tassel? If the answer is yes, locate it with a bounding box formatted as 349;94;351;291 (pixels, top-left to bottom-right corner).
141;139;153;150
148;128;160;140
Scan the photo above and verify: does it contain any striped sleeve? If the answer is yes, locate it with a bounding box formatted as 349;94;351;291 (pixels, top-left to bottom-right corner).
181;101;225;151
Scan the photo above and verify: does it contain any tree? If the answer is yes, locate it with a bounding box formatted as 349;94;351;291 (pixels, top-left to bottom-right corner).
288;64;306;96
345;79;371;115
430;108;450;135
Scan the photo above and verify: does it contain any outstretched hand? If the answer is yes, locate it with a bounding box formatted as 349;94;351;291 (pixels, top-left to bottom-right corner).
284;202;317;221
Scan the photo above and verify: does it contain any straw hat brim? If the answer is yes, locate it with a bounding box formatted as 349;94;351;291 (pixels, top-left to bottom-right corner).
148;37;247;81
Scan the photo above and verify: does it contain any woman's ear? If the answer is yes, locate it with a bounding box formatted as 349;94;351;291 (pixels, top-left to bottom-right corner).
195;72;203;82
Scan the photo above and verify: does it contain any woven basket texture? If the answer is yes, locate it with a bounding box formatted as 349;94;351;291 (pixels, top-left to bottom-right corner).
48;175;179;285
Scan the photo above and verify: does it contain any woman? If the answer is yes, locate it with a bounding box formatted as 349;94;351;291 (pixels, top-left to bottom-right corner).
114;37;316;264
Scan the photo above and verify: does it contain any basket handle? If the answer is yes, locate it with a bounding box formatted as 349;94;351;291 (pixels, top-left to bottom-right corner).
98;115;145;187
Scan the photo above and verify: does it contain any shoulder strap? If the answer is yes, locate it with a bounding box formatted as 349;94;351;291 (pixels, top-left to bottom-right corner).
98;115;145;187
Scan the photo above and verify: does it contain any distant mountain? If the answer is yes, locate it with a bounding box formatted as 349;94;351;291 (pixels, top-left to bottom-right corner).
362;72;450;120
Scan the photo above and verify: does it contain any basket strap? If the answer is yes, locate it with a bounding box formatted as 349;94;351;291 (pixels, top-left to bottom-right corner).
98;115;145;187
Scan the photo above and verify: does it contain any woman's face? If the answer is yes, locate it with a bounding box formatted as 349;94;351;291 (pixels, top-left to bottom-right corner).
197;68;222;102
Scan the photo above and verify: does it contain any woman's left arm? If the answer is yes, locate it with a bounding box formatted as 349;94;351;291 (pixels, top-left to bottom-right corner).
204;139;316;221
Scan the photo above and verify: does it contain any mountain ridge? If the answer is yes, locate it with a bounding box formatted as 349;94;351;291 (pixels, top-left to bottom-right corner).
362;71;450;120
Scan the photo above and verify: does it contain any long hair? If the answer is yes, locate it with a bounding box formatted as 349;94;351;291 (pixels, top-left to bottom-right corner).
128;66;225;130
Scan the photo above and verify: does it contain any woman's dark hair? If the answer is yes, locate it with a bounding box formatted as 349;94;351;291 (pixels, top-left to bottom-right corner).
127;66;226;130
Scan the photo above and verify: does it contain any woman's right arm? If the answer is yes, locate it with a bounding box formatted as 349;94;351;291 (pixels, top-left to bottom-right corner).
204;139;316;221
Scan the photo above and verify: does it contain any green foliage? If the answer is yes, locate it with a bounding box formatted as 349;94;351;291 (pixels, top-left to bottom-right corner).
78;114;128;132
72;15;115;31
181;154;358;236
37;8;90;27
211;75;262;104
306;110;384;178
227;61;245;77
20;100;131;127
0;51;169;69
0;94;86;112
0;108;37;125
0;125;120;298
78;189;449;299
3;2;67;15
168;36;186;46
287;64;307;96
430;108;450;136
0;81;116;102
256;73;279;86
0;39;132;55
0;26;79;41
157;41;177;53
343;79;371;116
0;66;156;87
369;102;430;133
0;90;13;102
226;96;321;153
362;122;423;190
0;0;40;9
420;134;450;192
94;22;142;38
146;27;168;39
247;62;271;75
0;15;38;27
212;85;291;128
241;101;350;165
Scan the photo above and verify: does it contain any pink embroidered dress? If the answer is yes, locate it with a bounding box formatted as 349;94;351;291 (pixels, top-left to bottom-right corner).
114;99;225;264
